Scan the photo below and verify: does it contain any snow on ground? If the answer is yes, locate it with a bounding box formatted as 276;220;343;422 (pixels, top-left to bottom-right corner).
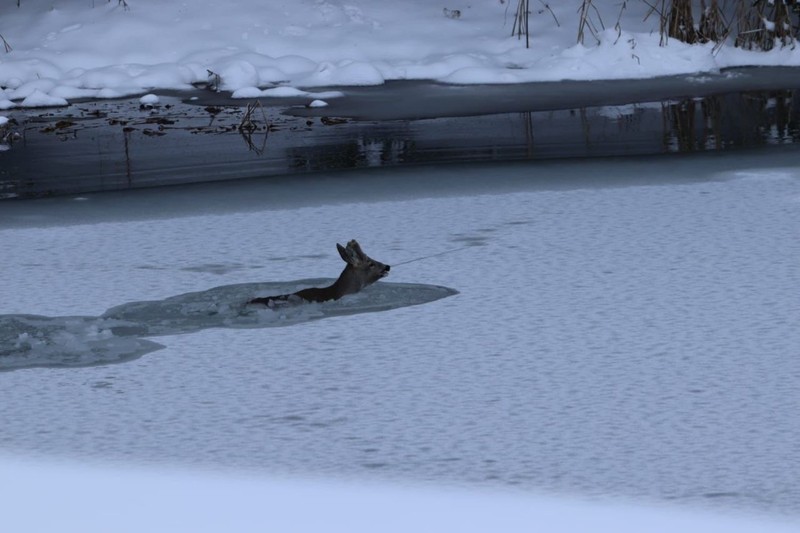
1;454;797;533
2;1;800;107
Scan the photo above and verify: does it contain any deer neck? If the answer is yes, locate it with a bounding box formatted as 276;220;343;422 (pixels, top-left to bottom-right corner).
292;265;362;303
328;264;364;299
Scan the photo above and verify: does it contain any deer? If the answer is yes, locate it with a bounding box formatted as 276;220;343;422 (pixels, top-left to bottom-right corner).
247;239;390;308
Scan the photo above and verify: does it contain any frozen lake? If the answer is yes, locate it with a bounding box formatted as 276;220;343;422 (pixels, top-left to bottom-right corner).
2;152;799;519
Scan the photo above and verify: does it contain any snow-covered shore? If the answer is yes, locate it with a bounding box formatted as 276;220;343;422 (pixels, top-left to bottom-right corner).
2;454;797;533
2;0;800;108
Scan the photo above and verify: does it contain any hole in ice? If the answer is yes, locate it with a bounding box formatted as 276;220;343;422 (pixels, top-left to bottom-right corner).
0;315;163;372
0;280;457;372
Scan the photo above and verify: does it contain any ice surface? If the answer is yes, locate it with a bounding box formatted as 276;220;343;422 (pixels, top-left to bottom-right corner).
0;281;456;371
1;158;799;519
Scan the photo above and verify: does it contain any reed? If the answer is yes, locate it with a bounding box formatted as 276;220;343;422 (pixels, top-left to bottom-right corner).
577;0;605;45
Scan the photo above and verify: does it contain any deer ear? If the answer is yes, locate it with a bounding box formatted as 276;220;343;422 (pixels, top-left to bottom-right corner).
337;243;355;265
347;239;368;262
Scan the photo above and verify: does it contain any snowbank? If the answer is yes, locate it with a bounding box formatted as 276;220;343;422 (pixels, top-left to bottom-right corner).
1;455;796;533
1;1;799;106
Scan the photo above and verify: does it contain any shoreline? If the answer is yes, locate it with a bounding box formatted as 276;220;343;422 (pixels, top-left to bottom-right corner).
2;67;799;200
3;147;800;228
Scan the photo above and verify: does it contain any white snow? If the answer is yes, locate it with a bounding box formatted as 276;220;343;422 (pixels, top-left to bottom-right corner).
230;86;344;99
1;1;800;104
139;93;159;105
19;88;68;108
0;454;796;533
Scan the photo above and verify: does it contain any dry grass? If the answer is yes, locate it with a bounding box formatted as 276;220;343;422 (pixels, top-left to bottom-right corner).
735;0;797;50
697;0;728;44
577;0;605;45
511;0;531;48
583;0;798;50
510;0;559;48
668;0;697;43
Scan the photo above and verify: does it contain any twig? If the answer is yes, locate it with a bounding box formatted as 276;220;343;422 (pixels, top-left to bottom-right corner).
206;69;222;92
0;34;12;53
238;101;270;155
577;0;604;45
536;1;559;27
613;0;628;44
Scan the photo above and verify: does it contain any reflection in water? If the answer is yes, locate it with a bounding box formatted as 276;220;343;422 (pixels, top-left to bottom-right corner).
287;89;800;172
291;136;416;172
662;90;797;151
2;87;799;198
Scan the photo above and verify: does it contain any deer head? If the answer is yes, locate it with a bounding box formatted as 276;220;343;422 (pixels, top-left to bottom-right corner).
333;239;390;298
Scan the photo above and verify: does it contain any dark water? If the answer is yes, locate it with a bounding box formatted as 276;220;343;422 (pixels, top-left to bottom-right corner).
0;281;456;371
1;67;799;199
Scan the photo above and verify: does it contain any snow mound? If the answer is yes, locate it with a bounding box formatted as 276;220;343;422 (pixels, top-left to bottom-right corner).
2;0;799;106
297;60;385;87
230;86;344;99
0;281;457;371
19;89;68;108
139;93;160;105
